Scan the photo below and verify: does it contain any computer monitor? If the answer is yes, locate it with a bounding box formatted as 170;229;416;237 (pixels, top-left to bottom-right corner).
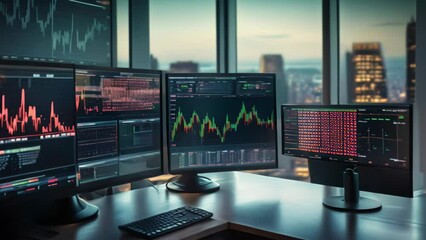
166;73;277;193
0;61;94;224
75;66;162;192
282;104;412;211
0;0;112;66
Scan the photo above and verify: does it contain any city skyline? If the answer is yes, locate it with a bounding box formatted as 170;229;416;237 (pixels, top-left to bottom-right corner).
150;0;324;65
150;0;414;66
162;46;407;104
339;0;415;103
150;0;415;104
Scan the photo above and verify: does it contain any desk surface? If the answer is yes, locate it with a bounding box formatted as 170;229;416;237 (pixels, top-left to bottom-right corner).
43;172;426;239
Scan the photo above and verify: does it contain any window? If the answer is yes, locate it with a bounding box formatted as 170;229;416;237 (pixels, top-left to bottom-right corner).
149;0;216;73
116;0;129;68
237;0;322;179
339;0;416;103
237;0;323;105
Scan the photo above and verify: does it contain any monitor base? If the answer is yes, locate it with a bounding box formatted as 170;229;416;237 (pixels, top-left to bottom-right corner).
323;168;382;212
37;195;99;225
166;173;220;193
323;196;382;212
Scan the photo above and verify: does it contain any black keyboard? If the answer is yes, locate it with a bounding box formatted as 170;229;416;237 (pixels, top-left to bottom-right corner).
119;206;213;239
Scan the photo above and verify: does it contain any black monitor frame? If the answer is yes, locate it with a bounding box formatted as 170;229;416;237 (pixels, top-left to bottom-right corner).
0;60;78;205
165;73;278;192
74;65;163;193
281;104;413;210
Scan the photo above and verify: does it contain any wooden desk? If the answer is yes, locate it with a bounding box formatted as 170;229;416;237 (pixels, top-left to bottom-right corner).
30;172;426;239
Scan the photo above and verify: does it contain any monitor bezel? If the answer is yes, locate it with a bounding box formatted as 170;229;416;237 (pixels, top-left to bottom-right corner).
0;60;78;205
74;65;164;193
166;73;278;175
281;104;413;197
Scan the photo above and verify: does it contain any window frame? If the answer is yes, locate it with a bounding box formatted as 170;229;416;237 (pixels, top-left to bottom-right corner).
113;0;333;103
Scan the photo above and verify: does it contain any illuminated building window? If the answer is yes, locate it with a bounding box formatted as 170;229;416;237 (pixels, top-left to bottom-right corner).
340;0;415;103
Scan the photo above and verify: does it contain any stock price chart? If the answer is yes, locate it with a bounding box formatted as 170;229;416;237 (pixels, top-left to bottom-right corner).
168;76;277;169
171;98;275;146
0;0;111;66
0;64;76;193
0;68;75;140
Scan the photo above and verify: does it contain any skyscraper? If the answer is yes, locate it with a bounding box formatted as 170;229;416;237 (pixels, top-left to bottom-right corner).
150;54;159;70
259;54;286;103
347;42;388;103
169;61;199;73
406;18;416;103
260;54;284;73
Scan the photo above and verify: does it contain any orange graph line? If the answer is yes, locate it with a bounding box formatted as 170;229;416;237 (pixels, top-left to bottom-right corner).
1;89;75;137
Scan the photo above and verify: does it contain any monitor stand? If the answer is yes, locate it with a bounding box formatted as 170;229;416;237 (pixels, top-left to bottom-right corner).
322;168;382;212
37;195;99;225
166;173;220;193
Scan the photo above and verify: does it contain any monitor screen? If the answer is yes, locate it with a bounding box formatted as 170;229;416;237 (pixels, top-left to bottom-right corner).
282;105;412;197
0;62;77;201
75;66;162;191
0;0;111;66
166;73;277;174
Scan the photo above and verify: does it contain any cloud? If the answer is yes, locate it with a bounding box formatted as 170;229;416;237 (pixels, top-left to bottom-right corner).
257;34;291;39
372;22;404;27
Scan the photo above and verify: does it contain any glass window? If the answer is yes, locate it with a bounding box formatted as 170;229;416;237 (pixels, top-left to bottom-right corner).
116;0;129;68
237;0;323;105
149;0;216;73
340;0;416;103
237;0;322;180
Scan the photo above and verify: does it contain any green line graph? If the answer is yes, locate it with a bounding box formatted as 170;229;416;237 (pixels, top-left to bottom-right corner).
171;102;274;143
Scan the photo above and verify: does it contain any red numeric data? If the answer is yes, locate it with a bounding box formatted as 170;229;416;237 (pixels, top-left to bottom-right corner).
282;106;411;169
75;69;160;117
287;109;357;157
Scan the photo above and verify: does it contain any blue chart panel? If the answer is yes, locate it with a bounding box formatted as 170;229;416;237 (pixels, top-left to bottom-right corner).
0;0;111;66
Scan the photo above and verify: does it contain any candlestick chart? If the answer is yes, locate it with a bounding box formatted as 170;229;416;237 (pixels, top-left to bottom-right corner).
170;97;275;147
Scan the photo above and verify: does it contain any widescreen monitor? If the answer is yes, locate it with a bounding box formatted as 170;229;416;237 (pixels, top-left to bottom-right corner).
282;104;412;211
75;66;162;192
0;61;77;203
0;61;96;226
166;73;277;193
0;61;104;226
